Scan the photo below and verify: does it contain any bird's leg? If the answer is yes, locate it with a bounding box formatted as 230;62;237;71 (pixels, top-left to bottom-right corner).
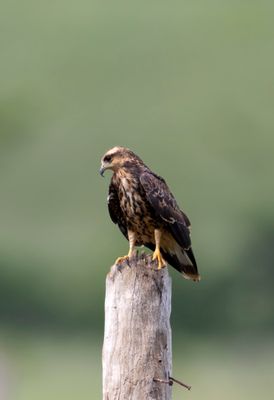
152;229;167;270
115;230;136;265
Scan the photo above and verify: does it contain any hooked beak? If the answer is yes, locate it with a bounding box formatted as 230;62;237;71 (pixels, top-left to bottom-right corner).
99;165;106;177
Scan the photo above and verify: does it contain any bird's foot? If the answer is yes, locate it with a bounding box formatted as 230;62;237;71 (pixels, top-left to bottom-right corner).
115;255;130;265
152;248;167;270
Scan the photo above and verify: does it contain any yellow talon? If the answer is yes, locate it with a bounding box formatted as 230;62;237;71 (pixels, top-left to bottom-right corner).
152;248;167;270
115;255;129;265
115;230;136;265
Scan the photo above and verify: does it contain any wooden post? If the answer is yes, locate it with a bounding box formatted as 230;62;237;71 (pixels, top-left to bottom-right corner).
102;253;172;400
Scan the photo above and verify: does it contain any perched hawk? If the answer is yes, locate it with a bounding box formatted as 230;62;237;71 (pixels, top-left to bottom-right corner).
100;146;200;281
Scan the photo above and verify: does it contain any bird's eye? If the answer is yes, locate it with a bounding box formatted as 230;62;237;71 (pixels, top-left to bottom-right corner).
104;155;112;163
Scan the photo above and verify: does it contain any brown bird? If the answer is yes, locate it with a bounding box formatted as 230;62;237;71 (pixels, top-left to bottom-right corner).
100;146;200;281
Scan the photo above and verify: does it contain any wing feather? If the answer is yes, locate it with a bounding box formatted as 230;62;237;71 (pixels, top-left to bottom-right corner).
107;179;128;240
140;171;191;249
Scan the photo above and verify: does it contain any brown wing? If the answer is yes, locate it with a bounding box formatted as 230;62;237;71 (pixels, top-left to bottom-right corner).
140;170;191;249
181;209;191;229
107;179;128;240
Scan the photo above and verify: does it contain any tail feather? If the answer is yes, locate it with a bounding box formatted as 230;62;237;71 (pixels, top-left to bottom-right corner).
161;247;200;282
144;242;200;282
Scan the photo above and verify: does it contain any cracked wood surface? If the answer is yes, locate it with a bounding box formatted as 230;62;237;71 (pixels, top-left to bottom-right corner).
102;253;172;400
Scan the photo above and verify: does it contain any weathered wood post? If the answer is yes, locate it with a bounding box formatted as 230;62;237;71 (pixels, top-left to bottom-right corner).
102;253;172;400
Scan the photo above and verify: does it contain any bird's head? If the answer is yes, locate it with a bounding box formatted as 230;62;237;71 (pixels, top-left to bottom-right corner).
99;146;142;176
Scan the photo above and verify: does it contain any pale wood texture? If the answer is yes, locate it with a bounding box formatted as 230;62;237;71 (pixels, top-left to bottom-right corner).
102;253;172;400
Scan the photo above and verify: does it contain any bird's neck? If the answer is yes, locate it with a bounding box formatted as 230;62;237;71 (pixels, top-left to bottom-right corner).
115;165;142;179
113;167;141;192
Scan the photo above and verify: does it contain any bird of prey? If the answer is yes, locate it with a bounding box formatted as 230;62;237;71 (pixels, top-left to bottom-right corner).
100;146;200;281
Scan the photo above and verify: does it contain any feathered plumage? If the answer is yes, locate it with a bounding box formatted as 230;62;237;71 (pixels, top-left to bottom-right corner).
100;146;200;281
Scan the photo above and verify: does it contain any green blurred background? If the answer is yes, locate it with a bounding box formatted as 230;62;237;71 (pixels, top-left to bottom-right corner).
1;0;274;398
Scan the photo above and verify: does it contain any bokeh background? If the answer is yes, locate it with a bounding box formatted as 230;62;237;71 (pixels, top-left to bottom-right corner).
1;1;274;399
